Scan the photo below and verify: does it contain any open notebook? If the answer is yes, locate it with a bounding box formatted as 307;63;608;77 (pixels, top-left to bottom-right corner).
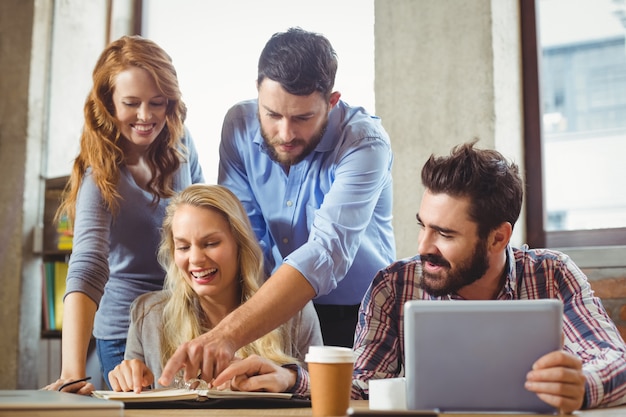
92;387;293;402
0;390;123;417
92;386;310;410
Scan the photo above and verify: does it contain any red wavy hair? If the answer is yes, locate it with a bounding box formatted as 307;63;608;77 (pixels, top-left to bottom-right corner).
56;35;187;224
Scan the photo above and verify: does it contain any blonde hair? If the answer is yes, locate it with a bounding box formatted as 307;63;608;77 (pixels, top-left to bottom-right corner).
56;35;187;224
157;184;298;367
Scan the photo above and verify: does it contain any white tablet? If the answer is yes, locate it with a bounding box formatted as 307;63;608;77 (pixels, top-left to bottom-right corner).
403;299;562;414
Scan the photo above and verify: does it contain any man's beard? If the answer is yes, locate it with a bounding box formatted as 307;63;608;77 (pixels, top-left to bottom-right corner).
260;118;328;167
418;239;490;297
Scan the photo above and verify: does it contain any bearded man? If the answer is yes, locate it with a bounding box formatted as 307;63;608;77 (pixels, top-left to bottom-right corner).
159;27;395;389
351;141;626;413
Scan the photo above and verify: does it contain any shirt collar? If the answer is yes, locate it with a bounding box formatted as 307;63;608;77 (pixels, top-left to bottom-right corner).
315;101;343;152
496;245;516;300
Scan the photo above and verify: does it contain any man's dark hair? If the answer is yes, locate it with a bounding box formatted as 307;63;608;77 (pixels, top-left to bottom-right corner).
257;27;338;98
421;140;524;239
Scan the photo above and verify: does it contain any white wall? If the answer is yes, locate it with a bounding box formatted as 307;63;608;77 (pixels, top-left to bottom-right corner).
45;0;108;178
142;0;375;183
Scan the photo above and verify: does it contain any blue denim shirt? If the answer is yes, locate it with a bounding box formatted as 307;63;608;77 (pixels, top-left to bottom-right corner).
218;99;395;305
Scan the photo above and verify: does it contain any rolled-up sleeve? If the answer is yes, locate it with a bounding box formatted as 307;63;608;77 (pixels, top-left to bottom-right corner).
285;137;393;296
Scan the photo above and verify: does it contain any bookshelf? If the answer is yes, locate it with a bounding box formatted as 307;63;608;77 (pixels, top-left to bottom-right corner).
38;176;104;389
41;176;71;338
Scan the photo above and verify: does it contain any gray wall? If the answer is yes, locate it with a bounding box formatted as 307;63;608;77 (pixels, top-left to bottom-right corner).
375;0;524;258
0;0;106;389
0;0;49;389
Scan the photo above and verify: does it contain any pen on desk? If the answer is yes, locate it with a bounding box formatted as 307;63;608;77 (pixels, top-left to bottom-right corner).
57;376;92;391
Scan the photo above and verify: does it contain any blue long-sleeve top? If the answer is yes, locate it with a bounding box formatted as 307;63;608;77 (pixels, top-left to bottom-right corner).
218;99;396;305
64;129;204;339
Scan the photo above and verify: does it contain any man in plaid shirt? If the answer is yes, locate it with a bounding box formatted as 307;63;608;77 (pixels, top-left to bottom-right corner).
352;141;626;413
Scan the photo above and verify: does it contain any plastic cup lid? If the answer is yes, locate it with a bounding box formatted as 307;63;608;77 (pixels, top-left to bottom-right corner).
304;345;356;363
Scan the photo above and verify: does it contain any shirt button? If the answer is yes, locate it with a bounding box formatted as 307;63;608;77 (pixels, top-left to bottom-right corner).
286;200;293;207
282;238;289;244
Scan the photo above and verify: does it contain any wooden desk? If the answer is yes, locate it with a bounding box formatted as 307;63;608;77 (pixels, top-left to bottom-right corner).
122;400;626;416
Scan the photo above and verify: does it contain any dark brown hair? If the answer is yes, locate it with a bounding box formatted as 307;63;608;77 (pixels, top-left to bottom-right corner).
421;140;524;238
257;27;338;99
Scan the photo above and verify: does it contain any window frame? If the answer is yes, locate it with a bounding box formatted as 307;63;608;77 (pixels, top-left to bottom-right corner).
520;0;626;248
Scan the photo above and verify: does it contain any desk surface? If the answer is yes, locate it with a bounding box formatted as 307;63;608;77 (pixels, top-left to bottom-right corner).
122;400;626;417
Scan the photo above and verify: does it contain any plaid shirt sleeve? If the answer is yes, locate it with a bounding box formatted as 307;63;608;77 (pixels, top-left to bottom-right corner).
351;258;420;399
519;248;626;408
554;253;626;408
281;363;310;397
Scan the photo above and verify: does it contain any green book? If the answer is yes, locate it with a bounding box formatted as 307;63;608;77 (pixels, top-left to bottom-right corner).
53;262;68;330
44;262;55;331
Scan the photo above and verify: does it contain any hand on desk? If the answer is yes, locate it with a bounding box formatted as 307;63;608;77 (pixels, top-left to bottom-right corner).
213;355;297;393
158;329;237;387
525;350;586;414
108;359;155;393
42;377;95;395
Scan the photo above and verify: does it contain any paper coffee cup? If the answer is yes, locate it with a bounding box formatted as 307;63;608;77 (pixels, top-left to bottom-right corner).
305;346;355;417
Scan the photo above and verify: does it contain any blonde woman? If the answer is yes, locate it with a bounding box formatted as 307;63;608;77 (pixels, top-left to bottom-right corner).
108;184;322;393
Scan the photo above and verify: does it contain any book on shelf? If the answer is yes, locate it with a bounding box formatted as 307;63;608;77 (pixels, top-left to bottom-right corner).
53;261;68;329
42;262;55;331
41;260;68;332
56;213;73;251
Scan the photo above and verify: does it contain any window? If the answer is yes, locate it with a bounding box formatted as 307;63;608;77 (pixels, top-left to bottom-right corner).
141;0;375;184
521;0;626;247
